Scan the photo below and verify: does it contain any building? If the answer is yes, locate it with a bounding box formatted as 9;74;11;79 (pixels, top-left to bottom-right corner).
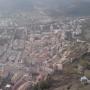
80;76;88;85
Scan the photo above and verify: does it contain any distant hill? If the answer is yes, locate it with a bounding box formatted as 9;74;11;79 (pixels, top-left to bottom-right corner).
67;1;90;16
0;0;90;17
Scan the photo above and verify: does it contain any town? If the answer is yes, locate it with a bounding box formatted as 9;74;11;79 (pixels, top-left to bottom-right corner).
0;13;90;90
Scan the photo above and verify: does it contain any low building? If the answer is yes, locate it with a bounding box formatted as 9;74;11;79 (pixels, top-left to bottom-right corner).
5;84;12;90
80;76;88;85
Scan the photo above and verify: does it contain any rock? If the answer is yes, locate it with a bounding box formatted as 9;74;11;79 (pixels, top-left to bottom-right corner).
11;72;24;84
17;81;32;90
12;74;31;90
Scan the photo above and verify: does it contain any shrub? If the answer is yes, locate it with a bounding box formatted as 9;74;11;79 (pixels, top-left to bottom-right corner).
33;75;52;90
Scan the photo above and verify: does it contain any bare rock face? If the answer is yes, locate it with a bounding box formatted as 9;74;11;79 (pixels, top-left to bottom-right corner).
60;42;88;64
11;72;24;84
12;74;31;90
17;81;32;90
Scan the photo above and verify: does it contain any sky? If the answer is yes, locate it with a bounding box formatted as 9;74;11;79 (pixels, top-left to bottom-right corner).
0;0;90;16
0;0;88;9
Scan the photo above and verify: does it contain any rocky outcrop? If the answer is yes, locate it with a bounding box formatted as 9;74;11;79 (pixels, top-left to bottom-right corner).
17;81;32;90
60;42;88;64
11;72;24;84
12;74;31;90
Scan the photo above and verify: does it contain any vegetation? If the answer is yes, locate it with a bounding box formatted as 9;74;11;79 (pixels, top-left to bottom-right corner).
79;53;90;70
33;75;52;90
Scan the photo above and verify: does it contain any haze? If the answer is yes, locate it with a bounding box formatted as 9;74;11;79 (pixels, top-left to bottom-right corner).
0;0;90;16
